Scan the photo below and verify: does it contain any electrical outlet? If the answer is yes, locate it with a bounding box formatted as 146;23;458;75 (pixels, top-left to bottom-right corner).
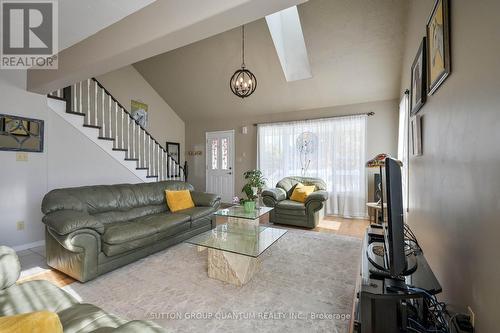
16;152;28;162
467;306;475;327
16;221;25;231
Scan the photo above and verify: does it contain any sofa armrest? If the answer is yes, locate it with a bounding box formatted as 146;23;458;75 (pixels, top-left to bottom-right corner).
42;210;104;236
305;190;328;204
105;320;170;333
262;188;287;203
190;191;221;208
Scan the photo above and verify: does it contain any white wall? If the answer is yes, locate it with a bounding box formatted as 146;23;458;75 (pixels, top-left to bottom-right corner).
97;66;185;164
0;70;141;249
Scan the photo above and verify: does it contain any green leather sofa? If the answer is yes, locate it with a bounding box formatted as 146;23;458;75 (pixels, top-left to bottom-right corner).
0;246;167;332
262;176;328;229
41;181;220;283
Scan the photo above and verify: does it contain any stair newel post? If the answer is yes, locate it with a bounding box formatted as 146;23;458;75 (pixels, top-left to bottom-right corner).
183;161;188;182
63;86;72;114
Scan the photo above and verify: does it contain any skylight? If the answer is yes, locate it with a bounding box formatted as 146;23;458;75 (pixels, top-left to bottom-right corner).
265;6;312;82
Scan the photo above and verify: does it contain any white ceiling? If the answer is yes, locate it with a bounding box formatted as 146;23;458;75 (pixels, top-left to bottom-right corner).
58;0;156;51
134;0;409;121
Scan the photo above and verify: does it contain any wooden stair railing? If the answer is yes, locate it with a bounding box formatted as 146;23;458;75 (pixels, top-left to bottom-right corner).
48;78;187;182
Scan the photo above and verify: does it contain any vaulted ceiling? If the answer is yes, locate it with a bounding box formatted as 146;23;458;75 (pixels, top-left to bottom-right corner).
134;0;408;121
59;0;156;50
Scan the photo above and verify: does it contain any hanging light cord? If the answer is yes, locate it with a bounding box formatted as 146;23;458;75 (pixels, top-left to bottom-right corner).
241;25;245;68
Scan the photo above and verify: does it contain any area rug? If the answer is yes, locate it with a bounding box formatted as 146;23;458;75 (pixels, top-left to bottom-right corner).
66;229;362;333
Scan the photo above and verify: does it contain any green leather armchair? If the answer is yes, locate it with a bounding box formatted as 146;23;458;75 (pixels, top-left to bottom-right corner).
262;176;328;228
0;246;168;332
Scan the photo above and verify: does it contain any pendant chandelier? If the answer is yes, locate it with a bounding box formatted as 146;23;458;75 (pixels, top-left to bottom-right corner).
230;25;257;98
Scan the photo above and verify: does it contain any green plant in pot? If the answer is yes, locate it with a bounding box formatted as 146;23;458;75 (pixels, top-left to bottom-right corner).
241;169;266;212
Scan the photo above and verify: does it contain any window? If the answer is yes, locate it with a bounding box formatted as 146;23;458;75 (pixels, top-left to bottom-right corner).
257;115;367;218
211;138;218;170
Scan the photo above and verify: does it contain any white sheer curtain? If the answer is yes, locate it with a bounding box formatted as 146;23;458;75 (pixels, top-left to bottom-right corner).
398;93;409;213
257;115;367;218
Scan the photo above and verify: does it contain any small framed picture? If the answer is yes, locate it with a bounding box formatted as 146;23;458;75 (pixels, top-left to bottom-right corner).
166;142;180;164
410;115;422;156
427;0;451;95
410;38;427;116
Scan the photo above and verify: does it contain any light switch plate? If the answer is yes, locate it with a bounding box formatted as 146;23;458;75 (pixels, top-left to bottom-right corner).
16;152;28;161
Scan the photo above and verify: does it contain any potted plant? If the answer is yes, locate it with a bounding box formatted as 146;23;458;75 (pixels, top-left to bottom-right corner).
241;170;266;212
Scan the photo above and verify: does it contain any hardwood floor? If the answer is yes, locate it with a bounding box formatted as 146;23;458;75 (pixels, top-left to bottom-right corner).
19;269;75;287
19;215;369;288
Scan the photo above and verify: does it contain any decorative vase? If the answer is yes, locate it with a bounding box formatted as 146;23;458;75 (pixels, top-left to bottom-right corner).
243;200;256;213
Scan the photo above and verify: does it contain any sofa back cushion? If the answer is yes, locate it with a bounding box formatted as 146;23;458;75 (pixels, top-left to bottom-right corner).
276;176;327;198
42;181;194;220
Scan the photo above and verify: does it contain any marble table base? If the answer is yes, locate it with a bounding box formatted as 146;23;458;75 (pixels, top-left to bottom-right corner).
207;248;261;286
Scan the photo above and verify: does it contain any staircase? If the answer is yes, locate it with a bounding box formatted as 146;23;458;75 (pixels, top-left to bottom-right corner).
48;78;186;182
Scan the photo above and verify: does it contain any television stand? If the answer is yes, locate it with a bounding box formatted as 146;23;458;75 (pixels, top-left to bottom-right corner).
353;229;442;333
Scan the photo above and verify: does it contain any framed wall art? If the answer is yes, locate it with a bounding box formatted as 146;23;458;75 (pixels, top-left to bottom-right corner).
0;114;44;152
427;0;451;95
410;38;427;116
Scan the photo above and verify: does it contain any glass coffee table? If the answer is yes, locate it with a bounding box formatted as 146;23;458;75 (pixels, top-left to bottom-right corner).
186;207;286;286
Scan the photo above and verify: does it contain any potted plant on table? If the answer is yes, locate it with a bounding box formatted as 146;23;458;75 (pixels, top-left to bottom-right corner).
241;170;266;212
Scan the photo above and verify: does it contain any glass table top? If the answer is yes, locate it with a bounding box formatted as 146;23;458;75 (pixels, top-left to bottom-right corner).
186;224;287;258
214;205;273;220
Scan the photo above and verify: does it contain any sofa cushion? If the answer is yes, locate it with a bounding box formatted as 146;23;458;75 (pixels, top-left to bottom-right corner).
0;280;78;317
102;213;190;245
190;216;212;229
275;200;306;216
178;206;217;221
276;200;306;211
57;304;127;333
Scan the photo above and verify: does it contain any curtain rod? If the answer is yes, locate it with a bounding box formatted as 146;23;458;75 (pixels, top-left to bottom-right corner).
252;111;375;127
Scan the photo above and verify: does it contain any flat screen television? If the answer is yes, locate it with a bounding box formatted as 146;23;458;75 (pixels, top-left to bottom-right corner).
384;157;407;277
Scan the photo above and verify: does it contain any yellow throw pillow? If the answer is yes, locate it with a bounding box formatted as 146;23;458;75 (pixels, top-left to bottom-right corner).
0;311;63;333
290;183;316;203
165;190;195;212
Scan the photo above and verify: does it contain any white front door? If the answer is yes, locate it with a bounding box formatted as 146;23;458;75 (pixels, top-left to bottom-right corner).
206;130;235;203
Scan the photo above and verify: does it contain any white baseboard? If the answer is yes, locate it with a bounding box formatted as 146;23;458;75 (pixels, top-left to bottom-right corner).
12;240;45;252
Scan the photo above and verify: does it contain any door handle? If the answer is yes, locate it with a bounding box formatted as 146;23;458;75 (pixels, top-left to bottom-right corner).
227;172;232;175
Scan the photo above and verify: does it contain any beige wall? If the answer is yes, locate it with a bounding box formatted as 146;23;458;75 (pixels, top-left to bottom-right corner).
401;0;500;331
96;66;185;163
186;99;399;200
0;70;142;249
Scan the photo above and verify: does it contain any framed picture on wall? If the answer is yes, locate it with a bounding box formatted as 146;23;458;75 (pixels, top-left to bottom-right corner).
410;38;427;116
427;0;451;95
166;142;180;164
131;100;148;128
410;115;422;156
